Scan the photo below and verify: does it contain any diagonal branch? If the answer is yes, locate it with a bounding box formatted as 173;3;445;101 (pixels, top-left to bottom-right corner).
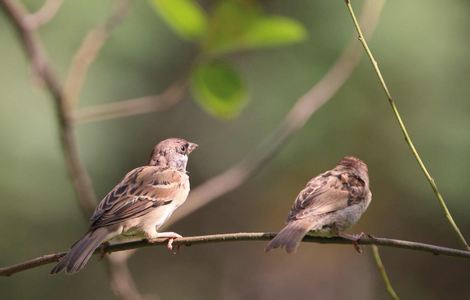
167;0;385;227
63;0;133;109
23;0;63;30
1;232;470;277
1;0;97;214
344;0;469;251
1;1;144;299
372;245;400;300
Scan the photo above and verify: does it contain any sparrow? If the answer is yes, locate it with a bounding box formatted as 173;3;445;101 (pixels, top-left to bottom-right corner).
51;138;198;274
265;156;371;253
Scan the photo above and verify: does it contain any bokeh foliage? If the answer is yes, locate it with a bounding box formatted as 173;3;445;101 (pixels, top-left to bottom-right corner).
153;0;306;118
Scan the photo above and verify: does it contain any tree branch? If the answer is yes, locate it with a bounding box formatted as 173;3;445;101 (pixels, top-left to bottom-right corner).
1;1;144;299
0;0;97;214
1;233;469;277
23;0;62;30
372;245;400;300
167;0;385;227
73;79;187;124
106;250;151;300
63;0;133;109
344;0;470;251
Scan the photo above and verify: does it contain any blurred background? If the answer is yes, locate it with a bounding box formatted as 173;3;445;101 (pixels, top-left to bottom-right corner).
1;0;470;299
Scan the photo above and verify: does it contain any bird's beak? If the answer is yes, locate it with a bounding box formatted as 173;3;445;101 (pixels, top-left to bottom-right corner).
187;142;198;154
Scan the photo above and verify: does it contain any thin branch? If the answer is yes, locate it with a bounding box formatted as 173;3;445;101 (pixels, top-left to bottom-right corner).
0;252;65;277
63;0;133;109
23;0;62;30
1;233;469;277
167;0;385;227
1;1;143;299
106;250;151;300
73;79;187;124
372;245;400;300
0;0;97;214
344;0;470;251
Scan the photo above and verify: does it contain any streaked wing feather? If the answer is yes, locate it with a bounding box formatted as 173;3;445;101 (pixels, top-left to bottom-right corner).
288;172;351;221
90;166;183;229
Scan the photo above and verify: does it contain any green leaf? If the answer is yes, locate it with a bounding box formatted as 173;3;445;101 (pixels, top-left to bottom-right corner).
243;17;307;49
190;61;248;119
151;0;207;40
204;1;307;55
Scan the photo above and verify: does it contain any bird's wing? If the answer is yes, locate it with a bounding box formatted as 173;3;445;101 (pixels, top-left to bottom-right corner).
287;171;366;221
90;166;186;229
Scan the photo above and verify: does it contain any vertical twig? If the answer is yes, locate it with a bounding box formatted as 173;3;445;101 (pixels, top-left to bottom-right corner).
106;251;151;300
344;0;469;250
372;245;400;300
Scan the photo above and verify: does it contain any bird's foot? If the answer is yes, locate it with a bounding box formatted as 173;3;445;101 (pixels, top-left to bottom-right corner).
147;232;183;254
99;241;110;260
338;232;366;254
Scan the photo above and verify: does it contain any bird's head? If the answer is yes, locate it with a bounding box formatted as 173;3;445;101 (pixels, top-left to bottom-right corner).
148;138;198;171
338;156;369;185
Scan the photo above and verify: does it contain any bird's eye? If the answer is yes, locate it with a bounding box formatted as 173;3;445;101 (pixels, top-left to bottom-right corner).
180;145;187;153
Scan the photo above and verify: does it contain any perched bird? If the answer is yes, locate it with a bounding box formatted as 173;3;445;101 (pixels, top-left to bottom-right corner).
51;138;198;274
265;156;371;253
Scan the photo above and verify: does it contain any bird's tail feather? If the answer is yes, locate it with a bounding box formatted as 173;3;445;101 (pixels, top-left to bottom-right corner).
50;227;110;274
265;220;312;253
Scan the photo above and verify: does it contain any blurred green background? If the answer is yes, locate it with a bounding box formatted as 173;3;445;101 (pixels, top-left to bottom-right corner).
1;0;470;299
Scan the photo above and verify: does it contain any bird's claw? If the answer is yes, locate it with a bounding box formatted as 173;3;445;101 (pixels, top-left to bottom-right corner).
167;238;181;254
147;232;182;254
339;232;366;254
352;241;363;254
99;242;110;260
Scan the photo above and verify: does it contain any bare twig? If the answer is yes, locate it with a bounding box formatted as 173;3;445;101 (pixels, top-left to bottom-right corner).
0;252;65;277
106;250;151;300
372;245;400;300
23;0;62;30
1;232;469;277
73;79;187;124
167;0;385;227
1;1;144;299
1;0;97;214
63;0;133;109
344;0;469;251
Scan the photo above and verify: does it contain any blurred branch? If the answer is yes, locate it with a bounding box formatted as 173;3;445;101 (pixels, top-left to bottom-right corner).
23;0;62;29
64;0;133;108
344;0;470;251
0;0;97;214
167;0;385;226
372;245;400;300
2;232;470;277
73;79;187;124
106;250;152;300
1;1;144;299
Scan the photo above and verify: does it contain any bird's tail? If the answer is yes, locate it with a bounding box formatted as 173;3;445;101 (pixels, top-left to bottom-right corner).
50;227;110;274
265;220;312;253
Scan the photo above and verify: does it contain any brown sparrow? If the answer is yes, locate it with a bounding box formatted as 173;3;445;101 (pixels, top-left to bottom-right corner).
51;138;198;274
265;156;371;253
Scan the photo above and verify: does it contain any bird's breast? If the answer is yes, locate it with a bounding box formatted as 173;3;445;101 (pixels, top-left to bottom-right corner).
145;204;178;229
172;175;190;208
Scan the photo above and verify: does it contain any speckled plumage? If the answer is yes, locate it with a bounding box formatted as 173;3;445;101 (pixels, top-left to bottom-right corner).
266;156;371;253
51;138;197;274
